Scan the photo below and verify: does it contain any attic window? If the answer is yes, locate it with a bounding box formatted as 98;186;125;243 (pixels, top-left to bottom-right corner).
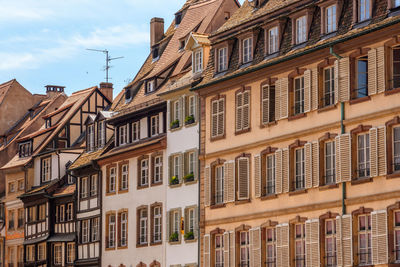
152;47;159;60
19;141;32;158
147;80;155;93
45;118;51;128
125;88;131;101
179;40;185;50
175;13;182;26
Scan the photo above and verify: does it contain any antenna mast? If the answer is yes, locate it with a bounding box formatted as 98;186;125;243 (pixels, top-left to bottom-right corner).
86;49;124;83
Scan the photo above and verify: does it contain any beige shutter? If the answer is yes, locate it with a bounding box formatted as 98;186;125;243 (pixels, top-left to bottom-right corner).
337;215;353;267
211;100;218;138
335;137;341;183
368;48;377;95
204;234;211;267
254;154;261;198
262;85;270;124
336;216;343;267
250;227;261;267
275;149;283;194
275;79;281;120
194;94;199;121
377;46;386;93
334;60;339;104
223;232;230;267
238;157;249;200
339;57;350;102
280;78;289;119
369;127;379;177
306;219;320;267
166;211;171;241
371;210;388;265
178;208;182;242
167;100;171;131
179;153;184;183
229;231;235;267
377;126;387;176
304;69;311;112
282;148;289;193
194;208;198;239
312;141;320;187
179;96;185;124
224;161;235;203
194;149;199;181
305;143;313;189
218;99;225;136
243;91;250;130
204;166;210;207
276;223;290;267
311;68;319;110
236;93;243;131
336;134;352;182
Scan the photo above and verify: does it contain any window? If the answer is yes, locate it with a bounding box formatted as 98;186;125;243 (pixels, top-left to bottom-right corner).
240;231;250;267
18;141;32;157
296;16;307;44
392;46;400;89
38;204;46;221
215;165;224;205
294;223;306;267
92;217;99;241
218;47;228;72
121;164;129;190
154;156;163;184
87;124;94;151
38;243;45;261
8;210;14;229
266;228;276;267
27;206;36;223
153;206;162;242
357;133;370;178
18;246;23;264
237;157;250;200
215;234;224;267
242;37;253;63
294;76;305;115
45;118;51;128
358;0;371;22
9;247;14;264
109;167;116;193
54;244;62;265
394;126;400;172
172;210;180;237
18;180;24;191
67;243;75;264
18;209;24;228
147;80;155;93
140;159;149;186
8;182;15;193
151;115;159;136
26;245;35;262
323;66;335;107
236;90;250;132
66;203;73;221
119;125;127;145
139;209;148;244
211;98;225;138
120;212;128;247
266;154;276;195
41;157;51;182
59;205;65;222
81;177;88;198
394;211;400;261
188;95;196;118
188;208;195;234
98;121;105;148
268;27;279;54
173;155;180;180
82;219;89;243
132;121;140;141
325;141;336;184
91;174;98;196
188;151;196;177
171;100;181;129
109;214;116;248
326;5;337;33
295;148;305;190
358;214;372;265
325;219;337;267
355;56;368;98
193;49;203;73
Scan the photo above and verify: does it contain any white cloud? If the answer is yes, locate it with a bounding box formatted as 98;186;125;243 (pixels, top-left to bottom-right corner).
0;53;36;70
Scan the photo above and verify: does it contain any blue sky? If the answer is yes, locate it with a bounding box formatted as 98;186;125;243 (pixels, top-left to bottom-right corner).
0;0;244;97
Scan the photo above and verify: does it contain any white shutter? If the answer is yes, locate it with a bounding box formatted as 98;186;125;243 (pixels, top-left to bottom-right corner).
262;85;270;124
276;223;289;267
336;134;352;183
238;157;250;200
368;48;378;95
370;127;379;177
275;79;281;120
371;210;388;265
236;92;243;131
254;154;261;198
224;161;235;203
212;100;218;138
377;126;387;176
223;232;230;267
305;142;313;189
282;148;289;193
229;231;235;267
250;227;261;267
334;60;339;104
280;78;289;119
311;68;319;110
306;219;320;267
204;166;211;207
338;57;350;102
304;69;311;113
337;215;353;267
275;149;283;194
204;234;211;267
312;141;320;187
377;46;386;93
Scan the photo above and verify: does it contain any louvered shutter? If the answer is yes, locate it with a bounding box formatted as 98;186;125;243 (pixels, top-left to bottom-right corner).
368;49;378;95
250;227;261;267
335;137;341;183
304;69;311;112
204;166;211;207
178;208;182;242
305;143;313;189
306;219;320;267
336;216;343;267
370;127;379;177
377;46;386;93
238;157;249;200
166;211;171;241
275;149;283;194
180;96;184;124
169;156;173;182
218;99;225;136
276;223;289;267
204;234;211;267
371;210;388;265
254;154;261;198
312;141;320;187
212;100;218;137
194;94;199;121
184;152;189;180
280;78;289;119
194;208;199;239
339;57;350;102
229;231;235;267
262;85;270;124
179;153;184;183
184;208;189;235
167;100;171;131
282;149;289;193
224;161;235;203
311;68;319;110
337;215;353;267
334;60;339;104
243;91;250;130
377;126;387;176
223;232;230;267
236;93;243;131
337;134;352;182
194;149;199;181
275;79;281;120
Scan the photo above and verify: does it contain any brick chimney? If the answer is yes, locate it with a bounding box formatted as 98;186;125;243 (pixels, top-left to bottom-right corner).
45;85;65;98
150;17;164;48
99;82;113;102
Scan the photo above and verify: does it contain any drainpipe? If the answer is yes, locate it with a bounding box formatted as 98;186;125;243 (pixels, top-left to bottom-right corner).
329;46;346;215
197;95;201;267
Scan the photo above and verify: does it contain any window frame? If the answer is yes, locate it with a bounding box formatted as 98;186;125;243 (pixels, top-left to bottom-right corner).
138;208;148;245
119;124;127;146
323;66;336;107
92;217;99;241
37;243;45;261
265;227;277;267
66;243;75;264
132;121;140;142
295;16;307;44
152;205;162;244
293;76;305;115
210;95;226;140
97;120;106;148
120;163;129;191
150;115;159;137
218;47;228;72
193;48;203;73
294;223;306;267
239;230;250;267
242;37;253;64
215;234;224;267
40;157;51;183
120;212;128;247
81;176;88;199
82;219;89;243
53;243;62;265
324;140;336;185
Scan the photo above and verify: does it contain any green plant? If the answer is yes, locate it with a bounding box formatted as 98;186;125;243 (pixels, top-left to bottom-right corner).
170;176;179;185
184;231;194;240
185;115;195;124
183;173;194;182
169;232;179;242
170;119;180;129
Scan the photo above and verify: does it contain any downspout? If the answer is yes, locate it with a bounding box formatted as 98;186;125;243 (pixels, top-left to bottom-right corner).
197;95;201;267
329;46;346;215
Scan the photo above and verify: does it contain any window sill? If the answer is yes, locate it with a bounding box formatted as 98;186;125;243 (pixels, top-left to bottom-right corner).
349;96;371;105
106;192;116;197
288;113;306;121
118;189;129;194
117;246;128;250
317;104;337;113
235;199;251;205
169;183;182;188
184;179;197;186
150;241;162;246
105;247;116;251
260;121;277;129
319;183;339;191
151;181;163;187
184;121;198;128
385;87;400;96
210;135;226;142
210;203;226;209
235;128;251;136
387;172;400;179
168;240;181;245
289;189;307;196
351;177;373;185
184;238;197;243
169;125;183;132
260;194;278;201
136;243;148;248
137;184;149;190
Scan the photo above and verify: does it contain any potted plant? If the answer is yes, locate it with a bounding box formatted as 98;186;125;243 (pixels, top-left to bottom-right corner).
170;119;180;129
169;176;179;185
169;232;179;242
183;172;195;182
185;115;195;125
184;231;194;240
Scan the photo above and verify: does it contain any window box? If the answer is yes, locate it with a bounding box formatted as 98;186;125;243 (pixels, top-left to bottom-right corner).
184;231;194;241
169;232;179;242
185;115;195;125
183;173;195;182
169;176;179;185
170;120;180;129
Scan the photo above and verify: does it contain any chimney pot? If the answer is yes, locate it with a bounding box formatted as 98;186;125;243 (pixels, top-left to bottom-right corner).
45;85;65;98
150;17;164;48
99;82;113;102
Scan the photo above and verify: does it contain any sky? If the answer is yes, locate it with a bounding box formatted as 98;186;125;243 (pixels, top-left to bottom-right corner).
0;0;244;98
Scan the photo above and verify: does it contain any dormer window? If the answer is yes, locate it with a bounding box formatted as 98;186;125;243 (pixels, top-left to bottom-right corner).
45;119;51;129
218;47;228;72
358;0;371;22
179;40;186;50
175;13;182;26
193;49;203;73
268;27;279;54
326;5;337;33
119;125;127;145
147;80;155;93
19;141;32;158
87;124;94;151
242;37;253;63
98;121;105;148
295;16;307;44
152;47;159;60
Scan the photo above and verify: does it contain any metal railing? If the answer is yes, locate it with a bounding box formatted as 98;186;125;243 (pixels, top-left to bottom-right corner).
292;102;304;115
321;93;335;107
292;178;305;190
324;173;336;185
213;193;224;205
355;167;370;179
263;184;275;195
351;87;368;98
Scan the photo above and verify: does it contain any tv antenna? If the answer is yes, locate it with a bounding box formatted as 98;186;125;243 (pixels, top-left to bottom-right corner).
86;49;124;83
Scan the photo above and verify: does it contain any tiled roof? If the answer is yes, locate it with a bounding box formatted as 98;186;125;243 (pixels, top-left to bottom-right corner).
18;179;59;198
16;124;59;142
0;79;15;106
53;184;76;197
68;147;106;170
0;154;30;170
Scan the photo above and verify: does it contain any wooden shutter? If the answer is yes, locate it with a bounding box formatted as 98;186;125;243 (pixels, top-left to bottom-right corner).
184;208;189;235
304;69;311;112
178;208;182;242
368;48;377;95
275;79;281;120
243;90;250;130
377;46;386;93
311;68;319;110
218;98;225;136
305;142;313;189
339;57;350;102
204;234;211;267
194;149;199;181
238;157;249;200
236;92;243;131
305;219;320;267
336;134;351;183
276;223;289;267
166;211;170;241
336;215;353;267
250;227;261;267
224;161;235;203
336;216;342;267
229;231;235;267
254;154;261;198
334;60;339;104
377;126;387;176
168;100;172;130
262;85;270;124
204;166;211;207
194;208;198;239
282;149;289;193
179;153;184;183
194;94;199;121
212;100;218;137
280;78;289;119
180;96;184;123
223;232;230;267
335;137;341;183
312;141;320;187
371;210;388;265
275;149;283;194
184;152;189;180
370;127;379;177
